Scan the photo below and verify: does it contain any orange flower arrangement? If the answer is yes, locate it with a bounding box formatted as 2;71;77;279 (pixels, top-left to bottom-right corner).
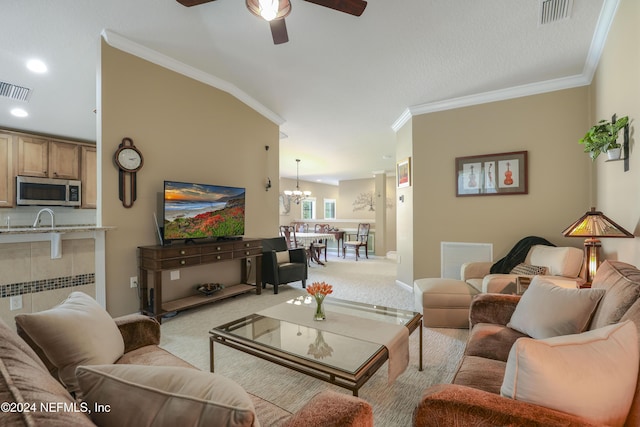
306;281;333;297
307;282;332;321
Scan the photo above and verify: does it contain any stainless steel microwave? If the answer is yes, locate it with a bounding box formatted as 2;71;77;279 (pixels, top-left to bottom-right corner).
16;176;81;207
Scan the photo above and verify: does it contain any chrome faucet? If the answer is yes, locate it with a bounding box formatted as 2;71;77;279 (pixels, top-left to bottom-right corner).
33;208;55;229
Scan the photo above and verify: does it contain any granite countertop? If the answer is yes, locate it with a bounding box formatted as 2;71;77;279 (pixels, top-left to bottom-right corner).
0;225;113;234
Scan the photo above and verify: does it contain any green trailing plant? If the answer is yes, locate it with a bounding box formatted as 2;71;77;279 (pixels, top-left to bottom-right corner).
579;115;629;160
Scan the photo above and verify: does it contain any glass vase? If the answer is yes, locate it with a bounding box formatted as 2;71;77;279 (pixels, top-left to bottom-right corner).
314;296;326;321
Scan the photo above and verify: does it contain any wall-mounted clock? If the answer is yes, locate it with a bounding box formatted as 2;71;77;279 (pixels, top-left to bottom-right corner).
114;137;143;208
115;145;143;173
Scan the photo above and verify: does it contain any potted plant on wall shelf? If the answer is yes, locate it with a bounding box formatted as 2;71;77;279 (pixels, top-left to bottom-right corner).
579;115;629;160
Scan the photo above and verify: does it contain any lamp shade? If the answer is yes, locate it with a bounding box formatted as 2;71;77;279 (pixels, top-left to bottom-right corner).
562;207;634;285
562;207;634;238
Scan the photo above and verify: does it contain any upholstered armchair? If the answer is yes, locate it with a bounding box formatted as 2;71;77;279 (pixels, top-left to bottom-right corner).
262;237;307;294
462;244;585;293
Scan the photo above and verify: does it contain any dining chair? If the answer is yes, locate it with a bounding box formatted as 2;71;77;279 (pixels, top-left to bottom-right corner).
291;222;308;233
279;225;298;249
313;223;330;262
343;223;370;261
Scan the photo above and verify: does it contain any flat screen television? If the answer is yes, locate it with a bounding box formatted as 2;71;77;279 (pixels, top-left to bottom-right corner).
162;180;245;244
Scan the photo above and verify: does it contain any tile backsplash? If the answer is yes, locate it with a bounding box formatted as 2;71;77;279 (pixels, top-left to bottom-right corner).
0;238;96;327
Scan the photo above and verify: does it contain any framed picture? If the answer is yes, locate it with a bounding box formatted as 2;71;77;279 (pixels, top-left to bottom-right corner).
455;151;528;197
397;157;411;188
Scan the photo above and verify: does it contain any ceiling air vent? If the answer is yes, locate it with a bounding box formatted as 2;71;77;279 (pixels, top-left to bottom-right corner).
540;0;573;25
0;81;32;102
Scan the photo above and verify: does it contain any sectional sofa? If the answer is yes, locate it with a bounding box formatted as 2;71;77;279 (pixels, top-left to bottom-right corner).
0;291;373;426
414;260;640;426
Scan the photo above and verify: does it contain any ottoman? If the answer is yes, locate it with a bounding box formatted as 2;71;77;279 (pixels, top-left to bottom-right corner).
413;278;480;328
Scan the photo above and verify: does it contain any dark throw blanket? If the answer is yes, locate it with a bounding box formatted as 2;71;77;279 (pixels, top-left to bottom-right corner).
490;236;556;274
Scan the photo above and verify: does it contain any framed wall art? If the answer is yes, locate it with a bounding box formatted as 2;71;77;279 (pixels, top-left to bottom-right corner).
397;157;411;188
455;151;528;197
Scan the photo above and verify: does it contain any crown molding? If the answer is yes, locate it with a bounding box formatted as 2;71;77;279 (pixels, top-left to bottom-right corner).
582;0;620;81
391;74;589;132
101;29;285;126
391;0;620;133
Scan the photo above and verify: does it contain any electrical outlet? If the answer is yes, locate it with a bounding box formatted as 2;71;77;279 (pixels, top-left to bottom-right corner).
10;295;22;311
130;276;138;288
170;270;180;281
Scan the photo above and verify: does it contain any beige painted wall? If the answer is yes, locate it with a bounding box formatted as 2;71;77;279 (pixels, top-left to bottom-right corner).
101;41;279;317
278;178;338;225
385;175;397;253
398;88;591;285
396;120;413;286
338;179;376;220
592;0;640;265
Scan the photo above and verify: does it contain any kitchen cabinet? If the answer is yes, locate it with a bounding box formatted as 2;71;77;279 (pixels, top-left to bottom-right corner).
81;146;97;208
18;137;79;179
0;134;15;207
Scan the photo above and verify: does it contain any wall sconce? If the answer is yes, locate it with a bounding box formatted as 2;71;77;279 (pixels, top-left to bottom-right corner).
562;207;635;284
265;145;271;191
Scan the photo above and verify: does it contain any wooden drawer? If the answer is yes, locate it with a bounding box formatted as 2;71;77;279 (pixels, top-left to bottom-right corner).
157;256;201;269
200;243;233;256
234;247;262;258
201;251;234;263
140;246;200;260
234;240;261;250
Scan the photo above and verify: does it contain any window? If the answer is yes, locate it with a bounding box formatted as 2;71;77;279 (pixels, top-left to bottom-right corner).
324;199;336;220
301;198;316;219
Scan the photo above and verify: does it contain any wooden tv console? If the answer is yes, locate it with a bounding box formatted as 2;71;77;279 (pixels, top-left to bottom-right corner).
138;238;262;323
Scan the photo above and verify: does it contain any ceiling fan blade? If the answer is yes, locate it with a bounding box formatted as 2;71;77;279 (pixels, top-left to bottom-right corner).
270;19;289;45
303;0;367;16
176;0;216;7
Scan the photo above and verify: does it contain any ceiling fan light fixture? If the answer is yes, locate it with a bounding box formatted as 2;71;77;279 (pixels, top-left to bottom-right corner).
246;0;291;22
259;0;278;20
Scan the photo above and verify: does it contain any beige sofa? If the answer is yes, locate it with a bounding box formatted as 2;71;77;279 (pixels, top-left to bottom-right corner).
2;292;373;427
462;244;585;293
414;260;640;426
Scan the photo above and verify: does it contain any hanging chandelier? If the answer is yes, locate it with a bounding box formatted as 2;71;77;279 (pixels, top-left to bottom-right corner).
284;159;311;205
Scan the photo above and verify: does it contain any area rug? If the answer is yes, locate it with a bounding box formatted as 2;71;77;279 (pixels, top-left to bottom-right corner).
160;255;468;426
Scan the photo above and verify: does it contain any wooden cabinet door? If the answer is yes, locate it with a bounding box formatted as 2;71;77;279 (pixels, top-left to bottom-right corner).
18;136;48;177
81;146;97;208
49;141;79;179
0;134;15;207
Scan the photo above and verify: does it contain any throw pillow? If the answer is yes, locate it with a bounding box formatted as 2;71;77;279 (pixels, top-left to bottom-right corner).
528;245;583;277
507;277;605;339
15;291;124;395
509;263;547;276
275;250;290;264
501;321;639;427
76;364;259;427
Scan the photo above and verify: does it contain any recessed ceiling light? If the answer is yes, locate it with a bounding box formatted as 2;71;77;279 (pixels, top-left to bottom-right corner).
26;59;47;73
10;108;28;118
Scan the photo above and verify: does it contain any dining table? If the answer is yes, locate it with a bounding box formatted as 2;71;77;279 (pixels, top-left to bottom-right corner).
295;232;335;265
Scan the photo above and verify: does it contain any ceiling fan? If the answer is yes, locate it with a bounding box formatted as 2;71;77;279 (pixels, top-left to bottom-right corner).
177;0;367;45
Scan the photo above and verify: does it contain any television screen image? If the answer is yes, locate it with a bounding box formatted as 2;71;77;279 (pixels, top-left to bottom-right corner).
163;181;245;242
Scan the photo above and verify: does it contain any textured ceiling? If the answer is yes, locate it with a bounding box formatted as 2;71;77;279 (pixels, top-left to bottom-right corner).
0;0;614;184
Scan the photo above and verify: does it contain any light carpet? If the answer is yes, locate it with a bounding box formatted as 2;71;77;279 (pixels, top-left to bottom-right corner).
160;254;468;426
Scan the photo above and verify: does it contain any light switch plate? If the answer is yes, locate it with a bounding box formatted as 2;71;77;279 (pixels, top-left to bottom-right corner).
10;295;22;311
170;270;180;280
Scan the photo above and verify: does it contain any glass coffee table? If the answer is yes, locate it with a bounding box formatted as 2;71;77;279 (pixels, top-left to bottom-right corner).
209;296;422;396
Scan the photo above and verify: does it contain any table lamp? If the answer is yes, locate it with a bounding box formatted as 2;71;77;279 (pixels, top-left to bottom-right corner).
562;207;634;284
